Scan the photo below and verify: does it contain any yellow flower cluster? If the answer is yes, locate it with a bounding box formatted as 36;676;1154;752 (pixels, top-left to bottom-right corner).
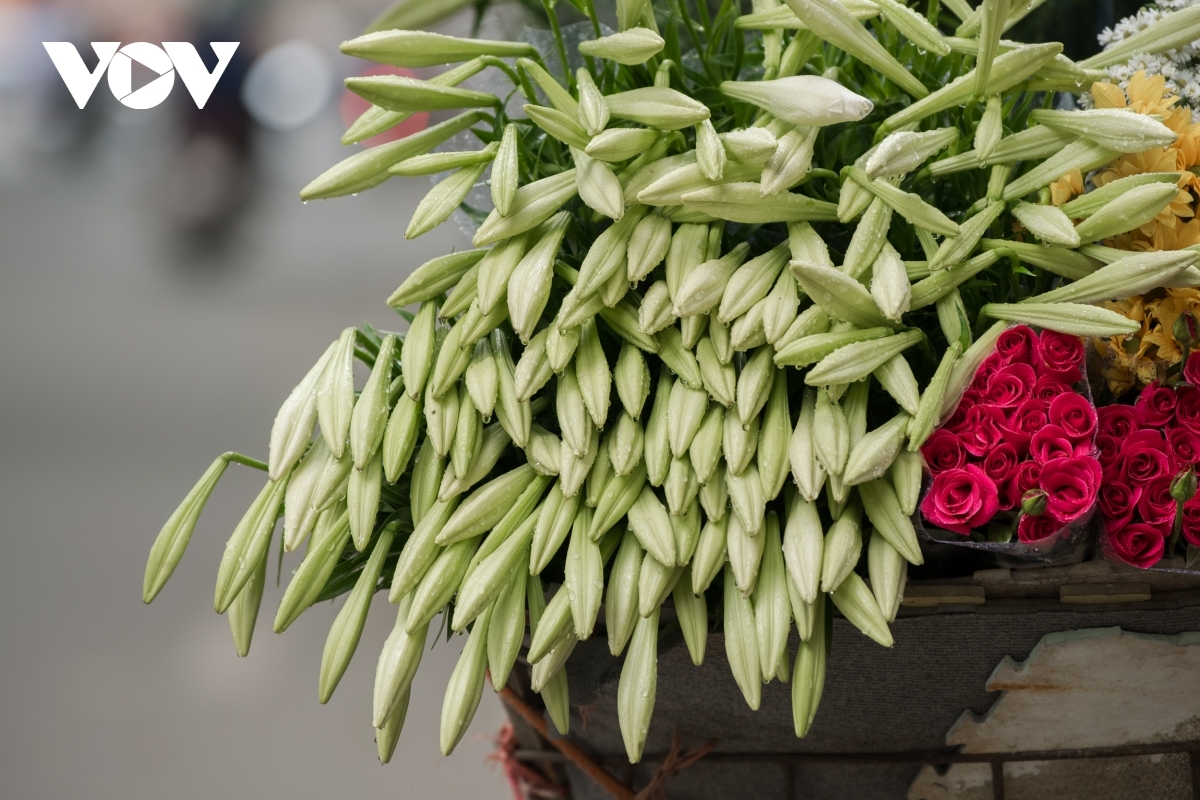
1095;289;1200;395
1050;70;1200;251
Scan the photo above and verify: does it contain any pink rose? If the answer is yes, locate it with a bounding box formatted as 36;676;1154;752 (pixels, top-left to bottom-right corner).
1136;381;1177;427
1038;455;1102;524
1018;513;1060;543
920;465;1001;535
1168;426;1200;471
984;363;1036;407
1030;424;1075;463
1106;522;1166;569
995;326;1037;365
1176;386;1200;433
960;405;1006;457
1183;498;1200;547
921;430;967;474
1099;481;1141;530
1048;392;1097;445
941;405;972;435
1036;330;1084;382
1031;377;1072;404
1096;435;1122;471
1185;351;1200;387
1098;405;1141;438
998;399;1045;452
969;354;1003;394
1137;474;1177;526
1121;430;1171;485
983;443;1020;508
1004;461;1042;510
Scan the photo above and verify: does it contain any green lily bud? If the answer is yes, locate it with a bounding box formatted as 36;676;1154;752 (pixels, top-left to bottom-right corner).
373;593;429;727
909;342;962;450
722;404;760;476
723;128;780;167
527;482;576;574
465;338;498;422
319;522;397;703
846;167;958;237
450;389;480;481
639;160;764;207
806;330;924;386
311;438;353;514
668;379;709;458
343;55;485;144
758;369;790;501
644;367;673;486
869;244;911;325
614;342;650;417
475;234;529;316
691;510;728;591
927;199;1004;273
574;68;609;137
858;477;923;565
316;327;356;459
840;198;893;281
524;575;571;733
514;329;552;402
609;532;648;657
696;337;736;407
454;509;538;630
832;571;893;646
528;584;573;664
724;563;763;709
347;74;497;116
350;335;396;469
727;508;766;599
762;270;800;345
530;627;578;693
789;390;826;503
623;212;671;286
572;147;625;220
493;330;531;448
269;342;334;480
340;29;535;66
720;74;874;129
676;244;752;318
527;424;562;477
672;497;702;562
1031;107;1177;153
843;412;910;487
791;591;826;736
438;421;510;500
617;605;660;764
936;289;972;353
728;464;766;538
718;242;790;323
664;222;708;299
473;169;578;246
577;320;612;428
1060;172;1180;220
586;441;614;508
638;282;674;335
736;347;774;426
791;260;890;329
438;601;492;756
754;513;790;680
579;27;665;64
680;182;838;224
214;475;289;614
627;486;676;566
347;449;383;551
1074;183;1182;245
789;223;834;275
487;559;528;693
973;95;1003;164
929;124;1075;177
820;500;862;593
611;412;646;477
638;545;684;618
375;688;409;764
560;426;599;498
688;405;725;484
605;86;710;129
1081;3;1200;67
865;127;957;181
778;326;885;370
874;0;951;53
673;564;708;666
143;455;230;603
409;439;443;526
586;127;660;163
546;320;580;373
1001;139;1119;202
556;363;591;458
813;388;849;476
655;327;704;390
406;534;481;633
761;126;819;197
693;119;726;182
709;310;734;365
784;491;824;604
401;301;438;402
911;251;1001;310
515;57;579;115
281;440;326;552
592;461;647;541
275;507;350;632
423;377;459;458
890;448;923;517
873;354;920;417
664;454;700;516
981;302;1140;337
380;395;421;487
491;124;519;216
1010;201;1079;248
437;464;537;545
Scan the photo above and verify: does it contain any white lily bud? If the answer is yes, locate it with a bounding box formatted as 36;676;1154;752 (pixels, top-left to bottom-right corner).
269;341;335;480
720;76;872;127
869;242;911;324
576;68;609;136
722;127;778;165
605;87;710;130
696;119;726;181
572;147;625;220
865;127;958;180
579;27;665;65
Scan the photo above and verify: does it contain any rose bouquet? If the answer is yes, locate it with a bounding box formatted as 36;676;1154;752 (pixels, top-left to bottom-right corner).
139;0;1200;779
1098;358;1200;569
919;324;1102;560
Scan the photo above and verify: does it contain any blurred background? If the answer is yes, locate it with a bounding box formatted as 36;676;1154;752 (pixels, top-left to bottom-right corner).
0;0;1148;798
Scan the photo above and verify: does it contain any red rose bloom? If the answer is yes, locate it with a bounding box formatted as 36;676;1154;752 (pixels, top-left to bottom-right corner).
1018;513;1060;543
1185;351;1200;387
983;443;1020;509
1004;461;1042;510
1136;474;1176;526
1182;498;1200;547
1176;386;1200;433
1099;481;1141;530
1097;405;1140;438
1121;431;1171;485
961;405;1006;457
1038;455;1102;524
1107;522;1166;569
920;465;1001;535
1030;424;1075;463
969;354;1003;393
1096;435;1122;470
1036;330;1084;382
941;405;972;435
998;398;1045;451
922;430;967;473
984;364;1036;407
995;325;1037;365
1168;426;1200;471
1031;377;1072;404
1135;381;1177;427
1048;392;1098;445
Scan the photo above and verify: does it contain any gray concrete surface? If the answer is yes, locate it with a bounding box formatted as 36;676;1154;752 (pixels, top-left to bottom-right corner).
0;107;510;799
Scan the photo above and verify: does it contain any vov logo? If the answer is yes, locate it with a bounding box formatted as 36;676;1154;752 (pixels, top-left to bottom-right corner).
43;42;239;110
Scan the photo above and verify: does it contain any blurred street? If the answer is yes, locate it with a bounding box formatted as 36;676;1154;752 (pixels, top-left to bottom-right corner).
0;3;515;798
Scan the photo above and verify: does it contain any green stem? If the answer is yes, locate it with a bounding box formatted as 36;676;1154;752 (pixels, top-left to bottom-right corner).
481;56;538;103
223;452;270;472
672;0;720;86
542;0;573;88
